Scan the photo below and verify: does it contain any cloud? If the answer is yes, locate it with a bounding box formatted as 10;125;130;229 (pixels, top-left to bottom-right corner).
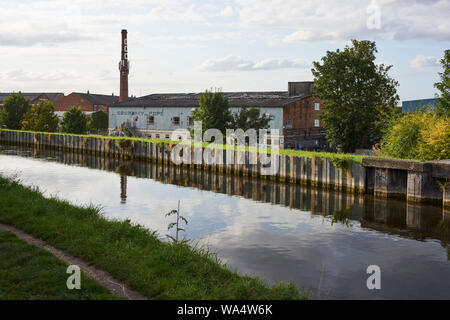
220;6;235;18
410;55;440;68
195;55;310;71
233;0;450;42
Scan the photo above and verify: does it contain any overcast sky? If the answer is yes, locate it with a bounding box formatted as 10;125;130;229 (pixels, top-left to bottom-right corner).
0;0;449;101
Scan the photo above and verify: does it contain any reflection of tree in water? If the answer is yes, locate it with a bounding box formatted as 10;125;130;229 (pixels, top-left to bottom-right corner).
437;213;450;260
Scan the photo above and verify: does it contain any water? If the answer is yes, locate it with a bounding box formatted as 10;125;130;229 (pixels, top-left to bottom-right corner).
0;144;449;299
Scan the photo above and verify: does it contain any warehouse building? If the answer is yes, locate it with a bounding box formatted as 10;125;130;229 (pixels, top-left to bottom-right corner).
108;81;327;150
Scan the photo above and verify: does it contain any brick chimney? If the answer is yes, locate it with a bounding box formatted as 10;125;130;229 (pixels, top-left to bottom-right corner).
119;29;129;102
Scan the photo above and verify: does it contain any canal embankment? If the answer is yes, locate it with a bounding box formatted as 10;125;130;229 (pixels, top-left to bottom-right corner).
0;129;448;206
0;175;307;300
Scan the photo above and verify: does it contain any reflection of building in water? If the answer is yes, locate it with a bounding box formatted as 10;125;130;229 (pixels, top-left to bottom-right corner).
120;175;127;204
6;144;449;244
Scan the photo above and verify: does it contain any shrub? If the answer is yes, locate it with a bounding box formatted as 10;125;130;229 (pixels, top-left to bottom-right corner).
376;111;449;161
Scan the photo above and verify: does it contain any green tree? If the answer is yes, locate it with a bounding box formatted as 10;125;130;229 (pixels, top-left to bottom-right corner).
21;100;59;132
434;49;450;116
89;110;108;133
231;107;273;133
311;40;399;153
0;92;31;129
191;89;233;135
60;106;88;134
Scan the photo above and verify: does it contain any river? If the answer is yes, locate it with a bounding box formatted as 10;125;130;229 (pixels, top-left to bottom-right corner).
0;144;449;299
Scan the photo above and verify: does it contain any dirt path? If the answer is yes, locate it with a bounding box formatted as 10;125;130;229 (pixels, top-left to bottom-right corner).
0;223;147;300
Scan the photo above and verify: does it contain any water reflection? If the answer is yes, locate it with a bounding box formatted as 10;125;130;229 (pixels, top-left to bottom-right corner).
0;144;449;299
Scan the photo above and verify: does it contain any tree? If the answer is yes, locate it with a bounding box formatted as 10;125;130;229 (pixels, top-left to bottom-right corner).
191;89;233;135
89;110;108;133
0;92;31;129
311;40;399;153
60;106;88;134
434;49;450;116
21;100;59;132
231;107;273;132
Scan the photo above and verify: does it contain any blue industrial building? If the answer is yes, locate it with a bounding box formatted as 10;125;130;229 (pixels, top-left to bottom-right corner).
402;98;438;113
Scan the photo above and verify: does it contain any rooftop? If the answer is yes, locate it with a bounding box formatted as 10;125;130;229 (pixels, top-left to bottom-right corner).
110;91;310;108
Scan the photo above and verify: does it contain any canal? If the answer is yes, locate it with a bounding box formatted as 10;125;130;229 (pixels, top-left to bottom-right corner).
0;144;449;299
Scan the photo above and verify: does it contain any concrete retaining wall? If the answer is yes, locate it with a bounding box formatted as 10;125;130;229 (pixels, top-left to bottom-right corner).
1;130;449;206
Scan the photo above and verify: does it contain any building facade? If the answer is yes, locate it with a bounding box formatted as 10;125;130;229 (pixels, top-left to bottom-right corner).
53;92;119;118
108;82;327;150
402;98;438;113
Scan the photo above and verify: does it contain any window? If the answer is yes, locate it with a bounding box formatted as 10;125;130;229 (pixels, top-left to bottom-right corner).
173;116;180;126
284;120;293;129
155;134;160;139
187;116;194;126
148;116;155;125
314;119;320;127
147;134;152;138
165;134;170;139
314;103;320;111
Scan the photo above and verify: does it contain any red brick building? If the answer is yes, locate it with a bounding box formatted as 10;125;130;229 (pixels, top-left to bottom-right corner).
282;95;327;150
53;92;119;117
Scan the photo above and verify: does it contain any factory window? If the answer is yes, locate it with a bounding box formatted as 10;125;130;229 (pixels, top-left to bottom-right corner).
173;117;180;126
284;120;292;129
148;116;155;125
314;103;320;111
314;119;320;127
187;116;194;126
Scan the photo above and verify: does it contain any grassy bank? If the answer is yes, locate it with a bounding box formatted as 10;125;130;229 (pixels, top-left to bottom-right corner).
0;176;307;300
0;229;121;300
0;128;364;163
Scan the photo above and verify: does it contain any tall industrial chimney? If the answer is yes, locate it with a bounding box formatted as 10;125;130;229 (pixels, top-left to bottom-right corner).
119;29;129;102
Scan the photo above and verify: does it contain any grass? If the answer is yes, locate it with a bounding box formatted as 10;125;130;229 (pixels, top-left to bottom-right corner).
0;176;308;300
0;128;365;163
0;229;122;300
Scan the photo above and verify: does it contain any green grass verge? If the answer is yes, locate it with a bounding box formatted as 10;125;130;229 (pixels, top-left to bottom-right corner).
0;128;365;163
0;176;308;300
0;229;122;300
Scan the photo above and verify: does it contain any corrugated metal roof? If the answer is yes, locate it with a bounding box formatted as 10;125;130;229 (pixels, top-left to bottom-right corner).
110;91;309;108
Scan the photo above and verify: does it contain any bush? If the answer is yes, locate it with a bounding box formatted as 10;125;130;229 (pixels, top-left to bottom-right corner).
89;110;108;133
0;93;30;129
21;101;59;132
376;111;449;161
60;106;88;134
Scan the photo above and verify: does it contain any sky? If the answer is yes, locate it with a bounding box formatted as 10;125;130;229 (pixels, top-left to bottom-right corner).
0;0;449;102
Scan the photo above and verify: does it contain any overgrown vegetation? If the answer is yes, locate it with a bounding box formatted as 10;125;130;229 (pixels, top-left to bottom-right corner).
0;229;121;300
0;176;307;300
375;111;450;161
